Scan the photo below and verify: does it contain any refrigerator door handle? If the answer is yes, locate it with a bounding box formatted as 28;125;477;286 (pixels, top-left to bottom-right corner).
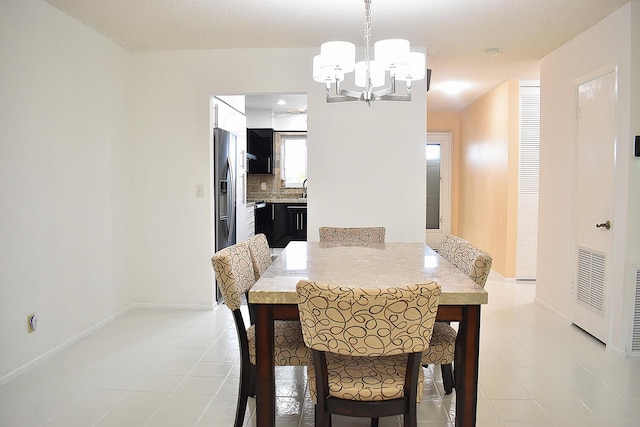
226;157;236;241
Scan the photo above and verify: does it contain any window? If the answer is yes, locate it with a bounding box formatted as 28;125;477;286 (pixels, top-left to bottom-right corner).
281;133;307;187
426;144;441;229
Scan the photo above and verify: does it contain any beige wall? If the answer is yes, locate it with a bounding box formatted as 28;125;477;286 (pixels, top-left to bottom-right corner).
426;112;460;235
456;81;520;277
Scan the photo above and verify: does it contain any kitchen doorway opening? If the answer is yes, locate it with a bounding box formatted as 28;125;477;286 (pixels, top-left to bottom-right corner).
425;132;451;249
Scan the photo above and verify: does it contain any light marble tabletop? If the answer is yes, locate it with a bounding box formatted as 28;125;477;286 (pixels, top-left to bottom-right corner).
249;241;488;305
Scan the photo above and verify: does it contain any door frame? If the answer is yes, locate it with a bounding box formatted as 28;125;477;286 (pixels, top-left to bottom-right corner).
425;132;452;249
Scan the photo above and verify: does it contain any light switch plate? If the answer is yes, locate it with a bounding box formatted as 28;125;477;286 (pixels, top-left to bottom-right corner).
196;185;204;198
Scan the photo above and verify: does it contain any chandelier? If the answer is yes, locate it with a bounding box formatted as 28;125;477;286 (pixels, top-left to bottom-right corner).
312;0;429;105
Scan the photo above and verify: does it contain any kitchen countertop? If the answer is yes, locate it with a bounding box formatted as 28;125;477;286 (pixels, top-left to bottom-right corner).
248;197;307;204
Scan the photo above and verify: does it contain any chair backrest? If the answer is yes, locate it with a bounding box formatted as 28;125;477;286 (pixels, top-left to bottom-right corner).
438;234;493;288
318;227;386;245
296;280;441;357
246;233;272;280
211;241;256;311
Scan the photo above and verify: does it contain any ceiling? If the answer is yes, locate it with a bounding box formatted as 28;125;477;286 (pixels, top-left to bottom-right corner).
44;0;629;111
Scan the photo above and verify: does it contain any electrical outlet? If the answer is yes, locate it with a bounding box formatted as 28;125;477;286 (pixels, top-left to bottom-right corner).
27;314;37;333
261;182;267;190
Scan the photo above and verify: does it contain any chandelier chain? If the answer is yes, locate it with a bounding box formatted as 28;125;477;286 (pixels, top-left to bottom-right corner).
364;0;372;94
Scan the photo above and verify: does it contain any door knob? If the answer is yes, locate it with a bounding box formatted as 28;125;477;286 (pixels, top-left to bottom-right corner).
596;220;611;230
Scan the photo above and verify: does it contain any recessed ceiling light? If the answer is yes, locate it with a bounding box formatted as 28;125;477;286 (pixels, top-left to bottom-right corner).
437;81;472;96
275;99;287;105
484;47;502;57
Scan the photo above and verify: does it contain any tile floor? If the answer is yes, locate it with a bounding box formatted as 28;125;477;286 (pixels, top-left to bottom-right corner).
2;277;640;426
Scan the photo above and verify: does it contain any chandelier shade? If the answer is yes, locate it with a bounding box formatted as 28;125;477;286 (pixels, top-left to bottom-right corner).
313;0;429;104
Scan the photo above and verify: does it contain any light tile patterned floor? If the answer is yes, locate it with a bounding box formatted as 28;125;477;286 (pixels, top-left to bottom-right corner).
1;278;640;426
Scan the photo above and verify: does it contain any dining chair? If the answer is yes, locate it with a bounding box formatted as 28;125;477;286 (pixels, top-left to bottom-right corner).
438;234;493;288
246;233;273;280
211;241;310;427
318;226;386;245
296;280;441;427
422;234;493;394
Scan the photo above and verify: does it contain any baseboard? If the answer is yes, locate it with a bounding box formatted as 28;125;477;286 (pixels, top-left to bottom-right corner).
132;302;215;310
488;270;506;281
0;303;135;386
533;297;568;320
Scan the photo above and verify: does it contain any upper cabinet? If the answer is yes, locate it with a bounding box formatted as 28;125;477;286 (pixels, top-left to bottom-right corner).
247;128;274;175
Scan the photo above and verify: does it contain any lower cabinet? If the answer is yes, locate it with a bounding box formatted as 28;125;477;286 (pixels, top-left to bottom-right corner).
285;204;307;242
258;203;307;248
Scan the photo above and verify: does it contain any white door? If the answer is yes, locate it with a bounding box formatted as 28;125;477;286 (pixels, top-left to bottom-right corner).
425;132;451;249
572;68;616;343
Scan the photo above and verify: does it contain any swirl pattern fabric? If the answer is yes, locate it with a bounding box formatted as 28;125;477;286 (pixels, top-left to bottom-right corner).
296;280;440;403
318;227;386;245
438;234;493;288
246;233;273;281
247;321;310;366
420;322;456;365
211;242;310;366
211;242;255;311
307;353;425;403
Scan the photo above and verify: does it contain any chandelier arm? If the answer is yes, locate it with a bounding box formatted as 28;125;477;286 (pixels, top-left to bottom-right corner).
326;94;360;103
378;94;412;101
338;88;364;99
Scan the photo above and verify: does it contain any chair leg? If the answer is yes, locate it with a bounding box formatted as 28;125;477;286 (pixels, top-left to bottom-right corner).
441;363;454;395
235;363;252;427
249;364;256;397
404;404;418;427
371;417;380;427
315;405;331;427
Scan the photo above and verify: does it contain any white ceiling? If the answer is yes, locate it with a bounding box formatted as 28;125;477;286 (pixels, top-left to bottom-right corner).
44;0;629;111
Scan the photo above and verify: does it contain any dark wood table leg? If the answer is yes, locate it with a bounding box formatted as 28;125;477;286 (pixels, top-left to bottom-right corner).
454;305;481;427
255;304;275;427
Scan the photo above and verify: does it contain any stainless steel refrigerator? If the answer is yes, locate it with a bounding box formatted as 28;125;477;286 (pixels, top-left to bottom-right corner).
213;127;236;301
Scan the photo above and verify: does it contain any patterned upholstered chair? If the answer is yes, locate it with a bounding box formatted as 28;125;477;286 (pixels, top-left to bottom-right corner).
438;234;493;288
421;234;493;394
211;242;310;427
246;233;273;281
297;280;441;427
318;226;386;245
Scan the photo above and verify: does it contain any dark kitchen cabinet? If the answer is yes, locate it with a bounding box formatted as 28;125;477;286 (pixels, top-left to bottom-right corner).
254;203;272;241
257;203;307;248
247;128;274;174
285;204;307;242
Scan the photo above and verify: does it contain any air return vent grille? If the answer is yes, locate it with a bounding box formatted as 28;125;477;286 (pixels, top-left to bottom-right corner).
577;248;605;312
633;270;640;352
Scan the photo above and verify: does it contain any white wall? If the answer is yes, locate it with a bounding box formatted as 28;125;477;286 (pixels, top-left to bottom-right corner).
129;48;427;305
538;2;640;353
0;0;132;379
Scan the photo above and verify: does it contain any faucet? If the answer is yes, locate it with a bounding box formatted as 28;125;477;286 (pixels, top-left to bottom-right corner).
302;179;307;198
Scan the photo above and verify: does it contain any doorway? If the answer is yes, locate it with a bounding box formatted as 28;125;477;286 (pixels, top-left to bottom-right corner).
571;67;617;344
425;132;451;249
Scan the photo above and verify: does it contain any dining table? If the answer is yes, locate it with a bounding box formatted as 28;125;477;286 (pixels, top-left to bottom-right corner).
248;241;489;427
